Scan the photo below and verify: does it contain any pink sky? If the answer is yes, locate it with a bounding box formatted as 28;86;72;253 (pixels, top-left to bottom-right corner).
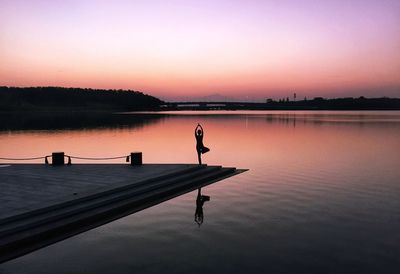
1;0;399;100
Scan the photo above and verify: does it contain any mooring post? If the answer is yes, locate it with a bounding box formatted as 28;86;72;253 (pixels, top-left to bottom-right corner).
52;152;65;165
130;152;142;165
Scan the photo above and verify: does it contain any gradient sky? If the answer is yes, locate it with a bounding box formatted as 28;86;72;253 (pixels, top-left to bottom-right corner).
1;0;399;100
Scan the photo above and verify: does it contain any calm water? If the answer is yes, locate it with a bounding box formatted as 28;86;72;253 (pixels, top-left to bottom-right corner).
0;111;399;273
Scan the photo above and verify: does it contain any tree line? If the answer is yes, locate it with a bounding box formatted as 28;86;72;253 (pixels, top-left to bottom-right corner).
264;96;400;110
0;86;164;111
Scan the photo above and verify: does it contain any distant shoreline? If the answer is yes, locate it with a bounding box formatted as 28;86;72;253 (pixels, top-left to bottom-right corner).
1;86;399;112
161;97;400;111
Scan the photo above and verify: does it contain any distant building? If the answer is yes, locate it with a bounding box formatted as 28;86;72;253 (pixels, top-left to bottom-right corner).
266;98;274;103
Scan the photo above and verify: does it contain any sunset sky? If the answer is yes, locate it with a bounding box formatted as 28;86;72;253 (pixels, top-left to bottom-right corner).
1;0;399;101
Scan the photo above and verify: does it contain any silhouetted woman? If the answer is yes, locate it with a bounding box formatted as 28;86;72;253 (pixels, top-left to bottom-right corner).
195;124;210;165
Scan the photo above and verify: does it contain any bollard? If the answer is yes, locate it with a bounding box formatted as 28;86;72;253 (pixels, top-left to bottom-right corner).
52;152;65;165
130;152;142;165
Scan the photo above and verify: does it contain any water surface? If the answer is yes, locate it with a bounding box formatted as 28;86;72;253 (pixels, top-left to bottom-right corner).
0;111;399;273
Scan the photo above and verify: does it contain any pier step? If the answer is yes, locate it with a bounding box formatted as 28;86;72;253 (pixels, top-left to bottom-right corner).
0;165;242;263
0;164;205;226
0;165;218;238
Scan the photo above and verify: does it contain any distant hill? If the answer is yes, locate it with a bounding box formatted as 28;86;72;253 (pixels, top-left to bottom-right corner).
163;93;241;102
192;93;235;102
0;86;163;111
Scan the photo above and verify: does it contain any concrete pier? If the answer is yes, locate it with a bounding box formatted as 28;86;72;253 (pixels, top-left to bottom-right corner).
0;163;246;263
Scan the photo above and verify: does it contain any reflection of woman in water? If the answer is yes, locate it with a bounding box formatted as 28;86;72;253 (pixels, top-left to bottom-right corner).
195;188;210;227
195;124;210;165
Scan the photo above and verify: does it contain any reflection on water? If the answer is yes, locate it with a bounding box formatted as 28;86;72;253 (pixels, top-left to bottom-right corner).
2;110;400;132
195;188;210;227
0;111;400;273
0;112;164;131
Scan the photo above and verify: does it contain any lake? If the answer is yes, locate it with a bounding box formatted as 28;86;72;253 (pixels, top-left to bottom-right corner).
0;111;399;273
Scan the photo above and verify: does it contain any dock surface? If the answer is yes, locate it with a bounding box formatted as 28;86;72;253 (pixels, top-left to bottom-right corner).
0;163;245;263
0;164;203;219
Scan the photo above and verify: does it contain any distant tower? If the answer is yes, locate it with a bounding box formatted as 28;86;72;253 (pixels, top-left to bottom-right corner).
294;92;296;101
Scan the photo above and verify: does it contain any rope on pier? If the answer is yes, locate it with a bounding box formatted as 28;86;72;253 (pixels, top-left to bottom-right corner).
66;155;129;160
0;156;48;161
0;154;131;164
